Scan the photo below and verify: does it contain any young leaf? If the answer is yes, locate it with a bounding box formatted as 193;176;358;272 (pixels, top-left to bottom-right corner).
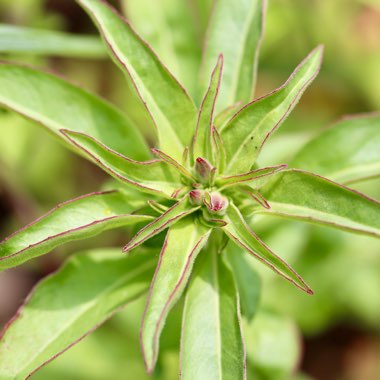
61;130;183;198
257;169;380;237
0;248;156;380
0;24;106;58
180;250;246;379
291;113;380;184
217;164;287;189
192;55;223;163
0;63;149;160
123;198;200;253
141;218;211;373
224;203;313;294
227;243;261;322
0;191;152;270
200;0;266;111
77;0;197;162
220;46;323;174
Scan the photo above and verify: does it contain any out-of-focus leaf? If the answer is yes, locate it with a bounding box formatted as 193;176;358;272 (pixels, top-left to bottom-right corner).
227;243;261;321
141;218;211;372
180;250;245;379
0;191;152;270
244;311;301;380
0;64;149;160
123;198;200;253
220;46;323;174
121;0;202;97
200;0;266;111
0;24;106;58
258;169;380;237
291;113;380;184
192;55;223;164
61;130;182;198
0;248;156;380
224;203;312;294
77;0;197;162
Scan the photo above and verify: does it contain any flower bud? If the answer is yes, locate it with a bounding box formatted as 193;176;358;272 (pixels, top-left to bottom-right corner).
204;192;228;215
195;157;215;183
189;190;203;205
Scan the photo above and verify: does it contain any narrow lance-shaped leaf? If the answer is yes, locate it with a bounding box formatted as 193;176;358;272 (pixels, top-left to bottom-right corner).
0;24;106;58
257;169;380;237
0;248;156;380
77;0;197;161
221;46;323;174
141;218;211;373
0;64;149;160
180;249;246;380
223;203;313;294
61;130;183;198
199;0;266;112
192;55;223;164
123;197;200;253
291;113;380;184
0;191;152;270
217;164;287;189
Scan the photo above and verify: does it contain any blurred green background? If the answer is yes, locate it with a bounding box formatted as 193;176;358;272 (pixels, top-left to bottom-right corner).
0;0;379;379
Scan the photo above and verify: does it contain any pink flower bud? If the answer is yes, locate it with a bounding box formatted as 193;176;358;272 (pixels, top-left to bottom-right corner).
204;192;228;215
189;190;203;205
195;157;214;182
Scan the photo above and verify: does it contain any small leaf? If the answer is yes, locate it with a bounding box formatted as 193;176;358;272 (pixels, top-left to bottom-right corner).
227;243;261;321
123;198;200;253
180;250;246;379
224;203;313;294
0;191;152;270
192;55;223;163
217;164;287;189
77;0;197;162
141;218;211;373
257;169;380;237
291;113;380;184
0;248;156;379
61;130;182;198
0;63;149;160
220;46;323;174
199;0;266;111
211;126;227;173
0;24;106;58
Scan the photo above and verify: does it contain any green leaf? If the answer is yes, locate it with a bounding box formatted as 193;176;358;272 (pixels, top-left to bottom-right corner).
123;198;200;253
0;63;149;160
0;248;156;380
61;130;182;198
257;169;380;237
0;24;106;58
291;113;380;184
217;164;287;189
192;55;223;163
180;249;246;379
0;191;152;270
220;46;323;174
77;0;197;162
224;203;312;294
141;218;211;372
227;243;261;322
200;0;266;112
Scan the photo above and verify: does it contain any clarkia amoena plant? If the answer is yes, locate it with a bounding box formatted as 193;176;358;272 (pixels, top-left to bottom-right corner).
0;0;379;379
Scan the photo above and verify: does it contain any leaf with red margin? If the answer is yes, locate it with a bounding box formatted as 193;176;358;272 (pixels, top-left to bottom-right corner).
180;249;246;379
123;197;200;253
192;55;223;164
223;203;313;294
217;164;287;189
220;46;323;175
0;191;152;270
61;130;183;198
0;63;149;161
0;248;156;379
140;218;211;373
77;0;197;162
256;169;380;237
